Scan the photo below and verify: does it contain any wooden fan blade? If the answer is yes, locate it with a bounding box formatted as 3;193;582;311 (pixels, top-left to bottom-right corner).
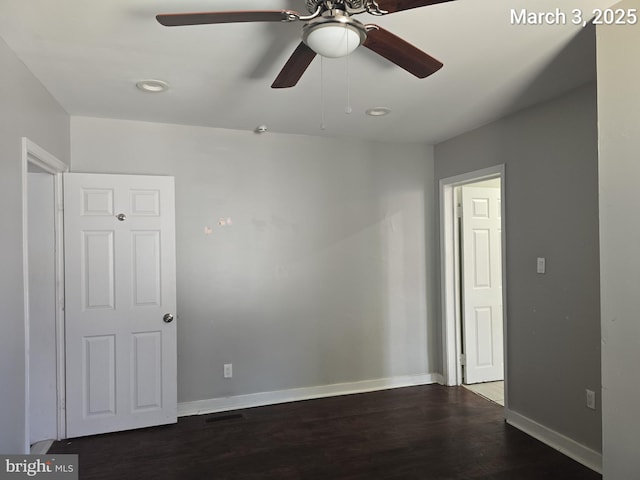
156;10;300;27
375;0;455;14
271;42;317;88
363;26;443;78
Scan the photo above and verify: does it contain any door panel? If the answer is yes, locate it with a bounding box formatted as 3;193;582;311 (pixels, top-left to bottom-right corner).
131;332;163;411
461;185;504;384
474;307;494;366
64;173;176;438
472;229;491;287
82;231;115;309
131;230;161;306
84;335;116;417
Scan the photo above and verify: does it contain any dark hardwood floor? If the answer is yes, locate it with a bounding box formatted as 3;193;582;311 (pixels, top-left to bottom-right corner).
50;385;601;480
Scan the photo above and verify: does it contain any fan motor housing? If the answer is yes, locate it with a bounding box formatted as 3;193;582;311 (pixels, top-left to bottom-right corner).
306;0;366;14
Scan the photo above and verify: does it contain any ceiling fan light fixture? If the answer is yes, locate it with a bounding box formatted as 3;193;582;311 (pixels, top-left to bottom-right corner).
302;11;366;58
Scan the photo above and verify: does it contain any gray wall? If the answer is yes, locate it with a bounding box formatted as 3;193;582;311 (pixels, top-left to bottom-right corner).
0;37;70;453
70;117;437;403
434;83;601;452
596;4;640;477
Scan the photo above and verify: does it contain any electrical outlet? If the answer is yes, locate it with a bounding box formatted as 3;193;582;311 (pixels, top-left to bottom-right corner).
224;363;233;378
536;257;546;274
586;389;596;410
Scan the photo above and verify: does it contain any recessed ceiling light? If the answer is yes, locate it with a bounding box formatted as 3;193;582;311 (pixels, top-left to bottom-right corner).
136;79;169;93
365;107;391;117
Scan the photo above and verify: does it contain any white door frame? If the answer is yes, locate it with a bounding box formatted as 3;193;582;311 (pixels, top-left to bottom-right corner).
21;137;68;451
439;165;508;402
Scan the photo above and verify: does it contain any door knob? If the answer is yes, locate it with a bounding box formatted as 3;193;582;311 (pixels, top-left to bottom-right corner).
116;213;127;221
163;313;174;323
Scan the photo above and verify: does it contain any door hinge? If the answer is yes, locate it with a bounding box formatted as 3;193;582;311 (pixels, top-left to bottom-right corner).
456;203;463;218
459;353;466;365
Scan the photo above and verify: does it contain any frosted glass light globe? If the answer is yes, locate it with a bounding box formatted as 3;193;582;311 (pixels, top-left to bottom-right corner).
305;24;363;58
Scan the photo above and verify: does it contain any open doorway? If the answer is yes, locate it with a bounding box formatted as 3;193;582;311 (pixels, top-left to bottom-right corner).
27;167;58;444
21;138;68;453
439;166;507;408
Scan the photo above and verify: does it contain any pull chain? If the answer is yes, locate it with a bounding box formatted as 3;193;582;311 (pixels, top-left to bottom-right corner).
345;27;352;114
320;56;326;130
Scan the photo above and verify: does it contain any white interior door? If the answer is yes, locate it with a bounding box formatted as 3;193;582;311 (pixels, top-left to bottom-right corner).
461;185;504;384
64;173;177;438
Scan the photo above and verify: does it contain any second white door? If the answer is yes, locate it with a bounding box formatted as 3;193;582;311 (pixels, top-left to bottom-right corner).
461;184;504;384
64;173;177;438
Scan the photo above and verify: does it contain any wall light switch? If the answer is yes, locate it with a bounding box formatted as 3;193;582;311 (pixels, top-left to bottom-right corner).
586;389;596;410
536;257;546;274
223;363;233;378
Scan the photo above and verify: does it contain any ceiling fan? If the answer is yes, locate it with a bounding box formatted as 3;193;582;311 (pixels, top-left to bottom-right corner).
156;0;453;88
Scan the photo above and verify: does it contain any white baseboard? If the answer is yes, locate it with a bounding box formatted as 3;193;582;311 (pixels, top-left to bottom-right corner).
178;373;443;417
505;409;602;474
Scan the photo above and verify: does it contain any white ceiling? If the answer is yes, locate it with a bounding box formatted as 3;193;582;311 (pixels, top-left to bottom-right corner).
0;0;610;143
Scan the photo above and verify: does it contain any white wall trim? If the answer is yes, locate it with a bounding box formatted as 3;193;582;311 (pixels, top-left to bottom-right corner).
21;137;68;451
178;373;443;417
505;409;602;474
23;138;68;174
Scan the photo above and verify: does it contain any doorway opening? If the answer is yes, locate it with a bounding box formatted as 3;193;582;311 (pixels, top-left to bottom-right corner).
439;166;507;409
21;138;68;453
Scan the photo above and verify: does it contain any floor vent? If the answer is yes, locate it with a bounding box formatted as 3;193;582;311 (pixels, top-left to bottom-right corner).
205;413;245;423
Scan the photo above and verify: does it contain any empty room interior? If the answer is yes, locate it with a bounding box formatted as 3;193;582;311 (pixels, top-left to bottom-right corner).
1;0;639;478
